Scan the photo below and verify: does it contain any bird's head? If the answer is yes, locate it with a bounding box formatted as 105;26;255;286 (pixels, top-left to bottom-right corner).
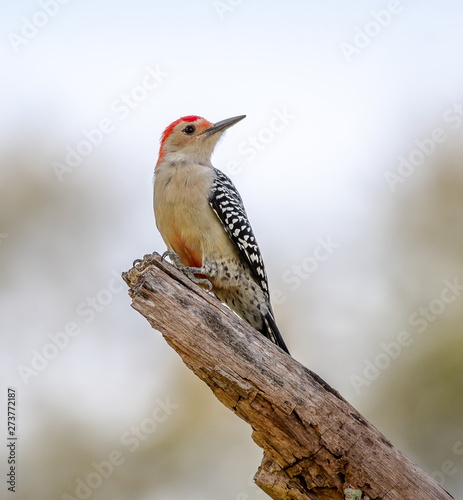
156;115;245;168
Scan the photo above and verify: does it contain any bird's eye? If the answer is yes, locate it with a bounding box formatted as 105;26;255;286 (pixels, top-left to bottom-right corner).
183;125;196;135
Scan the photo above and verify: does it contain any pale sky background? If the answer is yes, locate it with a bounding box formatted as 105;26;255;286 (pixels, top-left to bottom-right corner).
1;1;463;499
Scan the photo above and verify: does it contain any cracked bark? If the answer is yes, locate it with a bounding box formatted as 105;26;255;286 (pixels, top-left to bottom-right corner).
123;252;454;500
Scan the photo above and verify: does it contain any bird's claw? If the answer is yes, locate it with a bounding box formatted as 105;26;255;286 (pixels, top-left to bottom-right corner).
162;250;213;291
161;250;181;266
188;275;213;292
132;253;158;271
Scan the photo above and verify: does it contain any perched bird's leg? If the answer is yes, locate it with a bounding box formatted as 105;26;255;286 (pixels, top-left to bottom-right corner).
162;250;214;291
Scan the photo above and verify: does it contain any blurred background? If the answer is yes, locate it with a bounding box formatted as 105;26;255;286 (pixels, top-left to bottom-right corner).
1;0;463;498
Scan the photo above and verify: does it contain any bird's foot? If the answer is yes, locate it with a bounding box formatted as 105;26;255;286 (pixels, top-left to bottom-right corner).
161;250;213;291
132;252;159;272
125;252;160;289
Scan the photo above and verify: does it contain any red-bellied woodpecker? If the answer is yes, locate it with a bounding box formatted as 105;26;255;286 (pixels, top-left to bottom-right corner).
153;115;290;354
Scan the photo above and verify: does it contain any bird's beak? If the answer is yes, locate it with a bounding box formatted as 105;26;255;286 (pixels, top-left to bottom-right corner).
201;115;246;136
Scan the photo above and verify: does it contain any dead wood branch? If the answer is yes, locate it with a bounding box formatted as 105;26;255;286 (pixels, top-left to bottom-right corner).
122;252;453;500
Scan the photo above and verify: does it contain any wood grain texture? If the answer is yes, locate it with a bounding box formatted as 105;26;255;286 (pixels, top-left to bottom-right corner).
123;253;454;500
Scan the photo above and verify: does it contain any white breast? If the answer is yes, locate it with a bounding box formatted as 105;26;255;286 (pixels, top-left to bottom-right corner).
153;161;236;261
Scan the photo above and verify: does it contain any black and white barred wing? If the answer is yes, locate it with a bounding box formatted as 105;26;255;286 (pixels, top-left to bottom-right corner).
208;168;270;297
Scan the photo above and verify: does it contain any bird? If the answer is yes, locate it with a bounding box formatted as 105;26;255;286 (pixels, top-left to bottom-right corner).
153;114;290;354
